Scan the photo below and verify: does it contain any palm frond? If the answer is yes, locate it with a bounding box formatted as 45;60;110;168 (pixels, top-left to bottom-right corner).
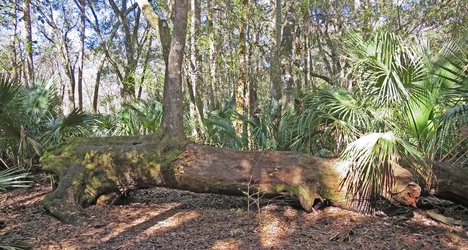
0;73;23;111
346;32;428;106
433;34;468;104
0;167;31;191
339;132;426;211
41;109;97;145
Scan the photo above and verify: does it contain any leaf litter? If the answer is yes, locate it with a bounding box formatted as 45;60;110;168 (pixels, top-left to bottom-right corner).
1;174;467;249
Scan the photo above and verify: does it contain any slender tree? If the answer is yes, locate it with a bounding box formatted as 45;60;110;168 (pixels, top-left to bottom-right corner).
23;0;34;86
207;0;218;107
75;0;86;109
188;0;204;139
108;0;142;101
33;0;78;111
138;0;189;139
234;0;249;140
269;0;282;119
279;0;294;114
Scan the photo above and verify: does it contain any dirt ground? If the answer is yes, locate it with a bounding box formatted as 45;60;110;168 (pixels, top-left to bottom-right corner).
1;173;467;250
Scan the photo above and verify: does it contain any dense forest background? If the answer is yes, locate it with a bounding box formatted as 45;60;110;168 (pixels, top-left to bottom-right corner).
0;0;467;181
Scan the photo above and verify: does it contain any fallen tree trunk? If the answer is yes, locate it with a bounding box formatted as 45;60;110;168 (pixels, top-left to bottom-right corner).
40;135;467;225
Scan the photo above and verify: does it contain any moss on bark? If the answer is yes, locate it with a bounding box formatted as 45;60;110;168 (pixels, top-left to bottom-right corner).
41;135;187;225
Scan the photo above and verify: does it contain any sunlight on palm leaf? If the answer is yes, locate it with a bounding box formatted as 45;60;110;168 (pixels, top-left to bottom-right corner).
339;132;426;211
427;104;468;162
403;95;435;148
425;31;468;161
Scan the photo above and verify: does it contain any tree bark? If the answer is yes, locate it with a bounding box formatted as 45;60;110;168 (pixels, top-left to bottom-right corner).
269;0;282;105
92;55;107;114
40;136;341;225
279;0;295;114
159;0;189;140
23;0;34;86
138;0;188;140
39;135;468;226
207;0;218;107
189;0;204;139
76;0;86;109
234;0;249;140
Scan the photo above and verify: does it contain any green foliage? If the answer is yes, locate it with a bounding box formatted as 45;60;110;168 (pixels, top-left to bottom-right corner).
420;31;468;161
346;32;427;107
97;98;163;136
202;99;278;150
204;99;242;148
278;87;372;154
0;167;31;191
0;74;97;169
337;31;467;207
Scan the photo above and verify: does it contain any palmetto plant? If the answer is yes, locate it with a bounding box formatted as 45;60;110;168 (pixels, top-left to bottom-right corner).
338;132;425;211
337;31;467;208
0;74;97;169
202;99;279;150
279;87;372;155
426;33;468;163
203;99;242;148
98;98;163;136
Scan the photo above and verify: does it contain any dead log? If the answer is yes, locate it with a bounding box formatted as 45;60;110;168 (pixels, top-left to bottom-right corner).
39;135;467;225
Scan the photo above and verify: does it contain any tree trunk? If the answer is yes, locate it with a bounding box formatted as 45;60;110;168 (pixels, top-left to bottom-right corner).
11;0;19;80
76;0;86;109
159;0;189;140
234;0;249;141
23;0;34;86
207;0;218;107
138;0;188;140
269;0;282;106
40;135;468;226
189;0;204;139
92;55;107;114
279;0;295;114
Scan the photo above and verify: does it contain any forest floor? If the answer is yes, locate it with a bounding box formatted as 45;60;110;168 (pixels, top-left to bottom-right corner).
1;173;467;250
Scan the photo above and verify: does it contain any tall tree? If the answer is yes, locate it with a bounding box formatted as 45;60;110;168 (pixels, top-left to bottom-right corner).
23;0;34;86
75;0;86;109
161;0;189;139
269;0;282;121
188;0;204;139
33;0;79;111
207;0;218;107
279;0;294;113
234;0;249;140
138;0;189;139
86;0;118;113
108;0;142;101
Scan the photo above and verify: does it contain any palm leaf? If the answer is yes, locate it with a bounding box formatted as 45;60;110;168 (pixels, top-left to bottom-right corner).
346;32;428;106
339;132;426;211
41;109;97;145
0;167;31;191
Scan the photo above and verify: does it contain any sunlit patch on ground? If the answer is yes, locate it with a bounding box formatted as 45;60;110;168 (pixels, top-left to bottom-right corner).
211;238;239;250
139;210;200;236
